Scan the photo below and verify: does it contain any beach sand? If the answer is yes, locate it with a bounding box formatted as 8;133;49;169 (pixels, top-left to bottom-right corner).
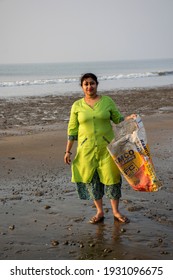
0;87;173;260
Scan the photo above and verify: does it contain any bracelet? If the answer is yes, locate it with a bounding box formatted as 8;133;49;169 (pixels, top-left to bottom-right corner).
65;151;72;155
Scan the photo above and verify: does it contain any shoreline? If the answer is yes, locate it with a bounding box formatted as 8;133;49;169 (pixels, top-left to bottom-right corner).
0;86;173;260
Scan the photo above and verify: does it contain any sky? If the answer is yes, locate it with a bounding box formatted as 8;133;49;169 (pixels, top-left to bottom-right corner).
0;0;173;64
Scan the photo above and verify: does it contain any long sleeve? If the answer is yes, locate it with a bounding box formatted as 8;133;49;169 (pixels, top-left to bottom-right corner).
67;103;79;140
109;97;124;124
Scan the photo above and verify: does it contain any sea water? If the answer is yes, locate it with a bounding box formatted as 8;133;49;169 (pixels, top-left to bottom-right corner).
0;59;173;98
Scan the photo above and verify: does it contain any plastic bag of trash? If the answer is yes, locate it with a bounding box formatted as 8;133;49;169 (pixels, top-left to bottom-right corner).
107;115;161;192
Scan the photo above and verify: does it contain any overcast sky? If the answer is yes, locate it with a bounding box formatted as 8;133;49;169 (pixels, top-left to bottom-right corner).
0;0;173;64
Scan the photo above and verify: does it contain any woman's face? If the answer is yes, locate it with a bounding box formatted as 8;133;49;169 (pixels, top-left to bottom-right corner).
82;78;97;98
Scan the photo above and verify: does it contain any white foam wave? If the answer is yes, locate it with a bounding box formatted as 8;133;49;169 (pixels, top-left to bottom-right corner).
99;72;157;81
0;78;78;87
0;70;172;88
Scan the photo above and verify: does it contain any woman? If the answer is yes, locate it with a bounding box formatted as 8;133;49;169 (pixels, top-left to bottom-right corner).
64;73;135;224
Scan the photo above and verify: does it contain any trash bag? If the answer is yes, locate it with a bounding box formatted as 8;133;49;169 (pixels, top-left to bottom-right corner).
107;115;161;192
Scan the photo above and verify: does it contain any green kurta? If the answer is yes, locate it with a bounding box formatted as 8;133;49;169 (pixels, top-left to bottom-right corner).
68;95;124;185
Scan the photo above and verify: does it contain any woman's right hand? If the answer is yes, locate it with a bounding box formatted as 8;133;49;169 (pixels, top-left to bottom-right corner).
64;152;71;165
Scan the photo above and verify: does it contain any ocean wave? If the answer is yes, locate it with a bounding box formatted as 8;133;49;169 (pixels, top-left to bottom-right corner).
0;70;172;88
0;78;78;87
157;70;173;76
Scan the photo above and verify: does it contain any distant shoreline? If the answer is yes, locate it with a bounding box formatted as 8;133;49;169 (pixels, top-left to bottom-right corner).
1;58;173;98
0;84;173;99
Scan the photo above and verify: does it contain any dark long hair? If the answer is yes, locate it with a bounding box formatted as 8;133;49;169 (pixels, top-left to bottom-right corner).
80;73;99;86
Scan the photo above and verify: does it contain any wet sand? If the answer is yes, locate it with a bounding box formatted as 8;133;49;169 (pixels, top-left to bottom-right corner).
0;87;173;260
